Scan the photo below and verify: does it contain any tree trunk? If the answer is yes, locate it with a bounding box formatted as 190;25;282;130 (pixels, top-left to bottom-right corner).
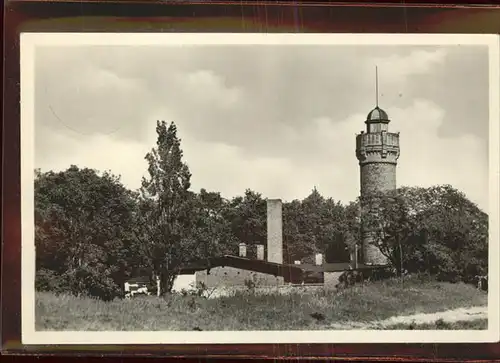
158;270;176;296
399;239;404;285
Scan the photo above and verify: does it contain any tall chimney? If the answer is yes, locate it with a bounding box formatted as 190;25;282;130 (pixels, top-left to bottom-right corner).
315;253;323;266
267;199;283;264
256;244;265;260
239;243;247;257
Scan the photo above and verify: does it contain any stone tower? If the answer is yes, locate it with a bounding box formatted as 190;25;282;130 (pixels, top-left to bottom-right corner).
355;105;400;265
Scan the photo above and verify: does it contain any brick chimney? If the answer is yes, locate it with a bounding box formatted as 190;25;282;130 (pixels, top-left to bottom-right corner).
256;244;265;260
239;243;247;258
267;199;283;264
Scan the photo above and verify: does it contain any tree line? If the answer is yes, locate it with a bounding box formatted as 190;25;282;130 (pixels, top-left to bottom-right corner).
35;121;488;300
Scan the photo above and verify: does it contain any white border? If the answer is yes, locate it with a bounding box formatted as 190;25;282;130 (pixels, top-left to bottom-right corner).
20;33;500;345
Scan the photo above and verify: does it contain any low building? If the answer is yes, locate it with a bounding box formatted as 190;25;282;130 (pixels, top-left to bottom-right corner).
175;256;388;292
178;255;302;288
130;198;390;296
174;199;388;291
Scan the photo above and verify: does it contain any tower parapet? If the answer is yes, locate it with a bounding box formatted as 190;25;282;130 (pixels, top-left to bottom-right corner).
356;132;400;165
355;106;400;265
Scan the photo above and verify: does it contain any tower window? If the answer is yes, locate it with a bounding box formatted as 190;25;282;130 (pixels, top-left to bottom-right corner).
368;123;388;133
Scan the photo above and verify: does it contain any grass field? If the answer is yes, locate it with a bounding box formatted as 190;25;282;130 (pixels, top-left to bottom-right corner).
384;318;488;330
36;275;487;331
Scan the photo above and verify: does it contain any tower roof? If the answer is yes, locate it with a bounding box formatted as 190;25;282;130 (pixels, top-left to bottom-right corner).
366;106;390;123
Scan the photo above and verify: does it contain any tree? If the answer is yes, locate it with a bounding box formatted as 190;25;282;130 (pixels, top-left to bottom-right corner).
191;189;238;259
35;166;136;300
361;190;416;276
324;200;360;264
133;121;196;294
283;199;312;263
225;189;267;257
360;185;488;282
411;185;488;282
283;188;351;264
320;197;352;263
300;187;325;255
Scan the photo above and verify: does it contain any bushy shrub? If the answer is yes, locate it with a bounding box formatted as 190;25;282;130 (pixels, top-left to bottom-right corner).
68;267;121;301
36;267;122;301
179;281;215;298
244;278;257;290
35;268;67;294
336;267;397;289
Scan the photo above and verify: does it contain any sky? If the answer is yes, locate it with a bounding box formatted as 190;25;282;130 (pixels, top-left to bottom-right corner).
33;42;490;212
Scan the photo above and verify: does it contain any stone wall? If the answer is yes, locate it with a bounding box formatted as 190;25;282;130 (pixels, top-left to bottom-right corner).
360;162;397;195
195;266;284;289
359;161;398;265
362;232;389;265
324;272;343;290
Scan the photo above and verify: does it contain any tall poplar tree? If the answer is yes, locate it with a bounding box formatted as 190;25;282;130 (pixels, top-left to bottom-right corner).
134;121;195;294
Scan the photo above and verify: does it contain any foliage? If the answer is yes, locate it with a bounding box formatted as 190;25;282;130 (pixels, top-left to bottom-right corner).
283;188;353;264
192;189;238;259
180;281;212;298
224;189;267;258
132;121;197;294
336;267;397;289
35;166;136;300
361;185;488;282
360;190;417;273
244;278;257;290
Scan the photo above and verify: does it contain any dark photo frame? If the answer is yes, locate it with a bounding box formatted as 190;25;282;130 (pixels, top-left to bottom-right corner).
3;0;500;360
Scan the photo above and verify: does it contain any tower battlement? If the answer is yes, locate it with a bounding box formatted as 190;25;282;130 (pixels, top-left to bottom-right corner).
355;131;400;166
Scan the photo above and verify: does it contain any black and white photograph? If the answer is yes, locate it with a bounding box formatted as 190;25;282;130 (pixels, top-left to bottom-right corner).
20;33;499;344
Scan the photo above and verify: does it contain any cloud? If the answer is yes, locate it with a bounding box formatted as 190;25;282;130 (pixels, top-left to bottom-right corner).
180;69;243;109
36;97;488;213
33;43;490;213
35;132;152;189
394;100;487;210
367;48;448;82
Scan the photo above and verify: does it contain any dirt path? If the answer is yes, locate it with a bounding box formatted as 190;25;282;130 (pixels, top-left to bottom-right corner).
327;306;488;329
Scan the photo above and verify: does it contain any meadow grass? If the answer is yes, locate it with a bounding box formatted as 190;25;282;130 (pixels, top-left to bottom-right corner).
36;275;487;331
384;319;488;330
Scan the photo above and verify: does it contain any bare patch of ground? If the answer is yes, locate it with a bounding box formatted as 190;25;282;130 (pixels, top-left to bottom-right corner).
327;306;487;330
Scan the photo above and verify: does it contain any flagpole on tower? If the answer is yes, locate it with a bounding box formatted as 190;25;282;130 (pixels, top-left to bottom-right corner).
375;65;379;107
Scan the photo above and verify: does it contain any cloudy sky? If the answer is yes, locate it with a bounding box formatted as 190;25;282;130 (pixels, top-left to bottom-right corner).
34;42;490;211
